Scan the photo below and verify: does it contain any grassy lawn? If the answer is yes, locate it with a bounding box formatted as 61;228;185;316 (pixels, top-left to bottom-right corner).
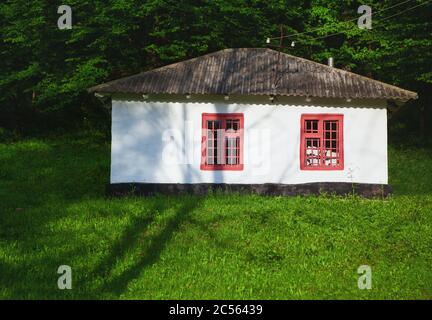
0;131;431;299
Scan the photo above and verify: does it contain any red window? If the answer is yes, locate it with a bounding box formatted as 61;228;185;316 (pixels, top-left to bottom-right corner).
201;113;244;170
300;114;344;170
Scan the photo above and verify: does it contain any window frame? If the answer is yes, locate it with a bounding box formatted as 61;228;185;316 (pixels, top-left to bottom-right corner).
201;113;244;171
300;114;344;171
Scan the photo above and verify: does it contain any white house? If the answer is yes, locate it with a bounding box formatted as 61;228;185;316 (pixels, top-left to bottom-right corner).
89;48;417;197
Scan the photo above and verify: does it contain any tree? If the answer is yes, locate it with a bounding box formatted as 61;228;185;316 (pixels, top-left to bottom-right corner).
0;0;430;139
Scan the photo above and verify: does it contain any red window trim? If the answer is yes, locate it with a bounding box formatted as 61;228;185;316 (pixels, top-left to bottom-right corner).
201;113;244;171
300;114;344;171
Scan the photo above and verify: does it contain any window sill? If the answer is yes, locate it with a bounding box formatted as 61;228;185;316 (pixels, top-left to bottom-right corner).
200;164;244;171
300;165;344;171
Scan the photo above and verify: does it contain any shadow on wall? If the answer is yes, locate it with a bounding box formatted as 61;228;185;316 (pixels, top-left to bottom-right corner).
112;99;206;183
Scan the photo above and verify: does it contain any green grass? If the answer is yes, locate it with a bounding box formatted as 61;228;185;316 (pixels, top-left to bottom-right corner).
0;131;431;299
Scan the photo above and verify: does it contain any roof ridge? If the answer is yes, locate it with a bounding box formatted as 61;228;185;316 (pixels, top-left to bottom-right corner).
88;47;418;101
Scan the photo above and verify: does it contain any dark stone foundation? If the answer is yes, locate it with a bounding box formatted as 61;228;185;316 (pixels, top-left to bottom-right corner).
107;182;392;198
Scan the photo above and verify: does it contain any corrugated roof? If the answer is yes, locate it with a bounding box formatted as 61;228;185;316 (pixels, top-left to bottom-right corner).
89;48;418;101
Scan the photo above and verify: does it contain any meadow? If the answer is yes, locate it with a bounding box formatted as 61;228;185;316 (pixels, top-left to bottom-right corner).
0;131;431;299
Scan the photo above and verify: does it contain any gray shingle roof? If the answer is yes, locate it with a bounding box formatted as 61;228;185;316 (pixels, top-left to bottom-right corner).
89;48;418;101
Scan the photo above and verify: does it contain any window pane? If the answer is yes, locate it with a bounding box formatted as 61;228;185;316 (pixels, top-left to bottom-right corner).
225;137;239;165
305;138;321;166
226;119;239;132
207;120;222;165
305;120;318;133
323;120;339;167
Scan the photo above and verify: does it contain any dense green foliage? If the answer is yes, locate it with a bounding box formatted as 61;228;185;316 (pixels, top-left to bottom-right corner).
0;132;431;299
1;1;430;299
0;0;431;137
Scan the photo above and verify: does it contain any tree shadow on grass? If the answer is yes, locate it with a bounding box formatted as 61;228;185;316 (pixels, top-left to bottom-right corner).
85;196;201;298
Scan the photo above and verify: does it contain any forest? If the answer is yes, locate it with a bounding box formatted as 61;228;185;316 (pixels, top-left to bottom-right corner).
0;0;431;142
1;1;432;300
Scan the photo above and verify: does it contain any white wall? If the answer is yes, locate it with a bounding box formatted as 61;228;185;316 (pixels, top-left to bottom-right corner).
111;94;388;185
